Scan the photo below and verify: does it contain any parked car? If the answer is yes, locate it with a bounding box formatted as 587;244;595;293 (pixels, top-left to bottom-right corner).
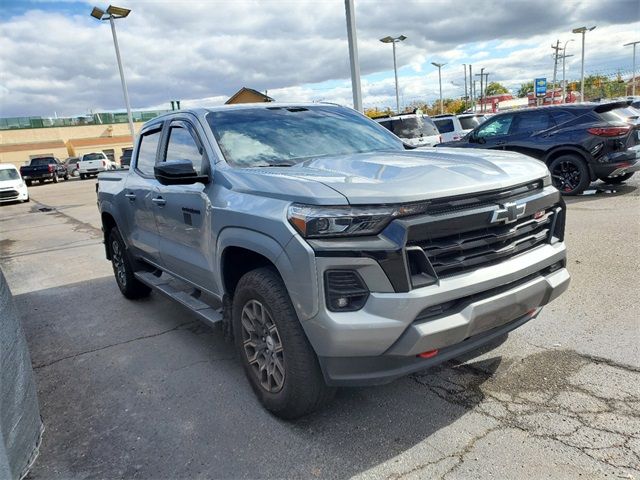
78;152;114;179
438;102;640;195
433;113;489;142
374;113;441;147
97;104;570;418
120;148;133;168
0;163;29;203
19;156;68;186
64;157;80;177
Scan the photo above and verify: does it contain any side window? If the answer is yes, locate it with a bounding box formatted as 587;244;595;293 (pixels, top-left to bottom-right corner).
135;129;162;175
165;125;206;174
434;119;455;133
476;115;514;138
510;112;552;134
550;110;575;126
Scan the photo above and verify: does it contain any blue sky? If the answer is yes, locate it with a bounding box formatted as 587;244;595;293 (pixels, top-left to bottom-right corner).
1;0;638;116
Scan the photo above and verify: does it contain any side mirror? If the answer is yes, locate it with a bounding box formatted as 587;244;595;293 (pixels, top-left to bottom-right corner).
154;159;209;186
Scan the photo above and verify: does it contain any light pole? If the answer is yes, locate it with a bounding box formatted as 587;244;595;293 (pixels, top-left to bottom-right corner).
90;5;135;138
380;35;406;113
572;26;596;102
344;0;362;112
469;65;473;110
475;68;484;112
624;40;640;96
431;62;445;114
561;39;574;103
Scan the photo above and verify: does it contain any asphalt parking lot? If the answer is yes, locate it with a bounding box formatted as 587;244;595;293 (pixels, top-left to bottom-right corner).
1;176;639;479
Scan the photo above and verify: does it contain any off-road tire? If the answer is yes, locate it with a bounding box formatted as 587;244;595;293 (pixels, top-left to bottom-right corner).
108;228;151;300
232;267;335;419
80;174;86;180
598;172;634;184
549;154;590;195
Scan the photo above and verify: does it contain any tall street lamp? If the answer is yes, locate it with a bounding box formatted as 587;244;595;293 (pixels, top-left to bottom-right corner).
380;35;406;113
344;0;362;112
624;40;640;96
90;5;135;138
431;62;445;114
572;25;596;102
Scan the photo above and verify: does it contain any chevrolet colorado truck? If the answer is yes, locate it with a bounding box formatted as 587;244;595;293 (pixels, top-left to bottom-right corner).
97;104;570;418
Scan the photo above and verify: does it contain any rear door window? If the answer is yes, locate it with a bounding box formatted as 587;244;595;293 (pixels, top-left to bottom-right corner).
510;111;553;134
135;128;162;176
434;119;455;133
550;110;575;126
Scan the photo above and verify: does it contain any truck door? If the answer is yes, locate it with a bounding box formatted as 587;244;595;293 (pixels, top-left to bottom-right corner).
120;124;163;264
153;118;216;292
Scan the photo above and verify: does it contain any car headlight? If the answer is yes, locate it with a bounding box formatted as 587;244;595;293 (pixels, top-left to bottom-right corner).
287;202;429;238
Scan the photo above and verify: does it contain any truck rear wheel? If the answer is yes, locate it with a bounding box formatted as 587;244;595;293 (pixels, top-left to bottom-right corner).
52;173;58;183
108;228;151;300
232;267;335;419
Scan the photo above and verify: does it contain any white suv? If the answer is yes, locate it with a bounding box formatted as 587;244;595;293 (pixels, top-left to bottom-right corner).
433;114;489;142
374;113;441;147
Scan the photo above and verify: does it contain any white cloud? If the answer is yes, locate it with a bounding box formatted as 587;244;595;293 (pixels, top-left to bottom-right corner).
0;0;638;116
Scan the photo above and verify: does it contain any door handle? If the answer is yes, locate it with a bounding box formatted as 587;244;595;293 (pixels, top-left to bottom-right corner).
152;197;166;206
125;192;137;201
496;141;506;145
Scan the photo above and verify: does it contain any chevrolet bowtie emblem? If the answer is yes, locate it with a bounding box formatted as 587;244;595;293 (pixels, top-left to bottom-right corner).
491;202;526;224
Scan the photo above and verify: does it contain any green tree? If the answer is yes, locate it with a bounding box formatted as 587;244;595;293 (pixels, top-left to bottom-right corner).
485;82;509;96
517;81;534;97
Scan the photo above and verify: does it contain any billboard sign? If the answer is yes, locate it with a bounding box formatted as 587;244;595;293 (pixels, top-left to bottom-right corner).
535;78;547;97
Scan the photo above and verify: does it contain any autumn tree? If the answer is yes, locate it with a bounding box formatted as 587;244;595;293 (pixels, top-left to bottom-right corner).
485;82;509;96
517;81;534;97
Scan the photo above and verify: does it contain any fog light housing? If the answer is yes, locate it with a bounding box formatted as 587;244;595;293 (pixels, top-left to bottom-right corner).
324;270;369;312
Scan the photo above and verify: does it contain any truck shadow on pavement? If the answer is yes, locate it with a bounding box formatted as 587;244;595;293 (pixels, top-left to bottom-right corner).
16;276;640;479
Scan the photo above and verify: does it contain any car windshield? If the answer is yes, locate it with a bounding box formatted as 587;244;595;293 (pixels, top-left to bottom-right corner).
385;116;440;138
206;105;404;167
30;158;54;166
459;115;487;130
0;169;20;181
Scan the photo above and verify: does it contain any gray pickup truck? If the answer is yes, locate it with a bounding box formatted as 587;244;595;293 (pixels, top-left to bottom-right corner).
97;103;570;418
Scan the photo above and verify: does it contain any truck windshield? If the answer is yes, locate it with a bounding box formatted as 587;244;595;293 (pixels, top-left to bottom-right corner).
30;158;54;166
0;169;20;181
206;106;404;167
82;153;104;161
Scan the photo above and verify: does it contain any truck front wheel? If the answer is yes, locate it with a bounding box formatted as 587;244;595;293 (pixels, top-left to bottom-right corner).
108;228;151;300
232;267;335;419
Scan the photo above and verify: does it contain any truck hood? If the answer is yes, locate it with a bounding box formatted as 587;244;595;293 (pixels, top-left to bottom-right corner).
233;148;550;205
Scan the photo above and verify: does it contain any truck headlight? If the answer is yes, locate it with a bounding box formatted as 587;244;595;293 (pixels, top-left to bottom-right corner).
287;202;429;238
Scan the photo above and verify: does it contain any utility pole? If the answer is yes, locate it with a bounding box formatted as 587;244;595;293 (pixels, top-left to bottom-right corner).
463;64;468;110
344;0;362;112
469;65;473;111
559;51;574;102
624;40;640;96
476;67;484;112
551;40;561;103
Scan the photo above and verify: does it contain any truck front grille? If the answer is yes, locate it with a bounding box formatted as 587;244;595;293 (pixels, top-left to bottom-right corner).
416;208;555;278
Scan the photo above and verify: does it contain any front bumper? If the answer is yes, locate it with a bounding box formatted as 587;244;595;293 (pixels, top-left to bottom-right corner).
316;265;569;386
0;185;28;202
301;242;569;386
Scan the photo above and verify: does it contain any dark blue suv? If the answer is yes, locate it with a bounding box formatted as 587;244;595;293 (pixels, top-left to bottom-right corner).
438;102;640;195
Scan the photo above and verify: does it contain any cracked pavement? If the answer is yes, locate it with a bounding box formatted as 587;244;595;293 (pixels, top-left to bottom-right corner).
1;178;638;479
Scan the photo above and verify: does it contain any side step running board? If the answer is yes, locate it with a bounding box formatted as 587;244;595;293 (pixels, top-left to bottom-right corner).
134;271;223;328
